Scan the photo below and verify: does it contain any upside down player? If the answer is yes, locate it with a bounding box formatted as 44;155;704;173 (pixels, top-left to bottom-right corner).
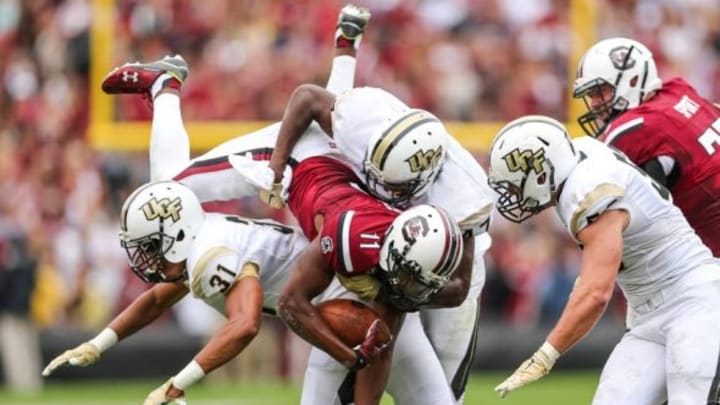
574;37;720;256
98;5;470;404
264;83;493;405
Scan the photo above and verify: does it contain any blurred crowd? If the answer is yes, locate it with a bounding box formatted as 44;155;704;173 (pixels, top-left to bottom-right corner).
1;0;720;390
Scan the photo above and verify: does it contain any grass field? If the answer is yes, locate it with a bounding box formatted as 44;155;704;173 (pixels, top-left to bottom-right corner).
0;371;600;405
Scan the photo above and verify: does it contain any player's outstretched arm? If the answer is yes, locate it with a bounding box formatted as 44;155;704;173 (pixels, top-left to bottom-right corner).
268;84;336;182
495;209;625;397
144;265;263;405
42;281;188;377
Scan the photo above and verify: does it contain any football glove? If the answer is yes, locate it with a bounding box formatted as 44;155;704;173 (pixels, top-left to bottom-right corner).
259;182;286;209
143;378;187;405
42;342;101;376
494;342;561;398
352;319;391;370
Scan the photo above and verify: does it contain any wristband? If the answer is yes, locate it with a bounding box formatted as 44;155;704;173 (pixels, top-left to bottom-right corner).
89;328;119;353
540;341;562;362
350;348;368;371
173;360;206;390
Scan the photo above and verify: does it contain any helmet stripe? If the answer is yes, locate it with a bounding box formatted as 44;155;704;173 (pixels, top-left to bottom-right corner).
371;110;440;170
431;207;461;278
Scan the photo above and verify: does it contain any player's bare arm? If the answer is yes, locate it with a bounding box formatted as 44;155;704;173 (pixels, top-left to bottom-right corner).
547;209;626;352
422;234;474;308
269;84;336;182
354;302;403;405
278;237;357;367
161;265;264;399
109;280;188;339
42;280;188;377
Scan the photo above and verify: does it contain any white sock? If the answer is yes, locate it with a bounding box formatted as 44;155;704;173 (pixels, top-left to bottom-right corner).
150;93;190;181
325;55;357;95
150;73;174;100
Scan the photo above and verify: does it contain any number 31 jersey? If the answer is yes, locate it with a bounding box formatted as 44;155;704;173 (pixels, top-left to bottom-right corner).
556;137;716;308
184;213;308;315
600;78;720;255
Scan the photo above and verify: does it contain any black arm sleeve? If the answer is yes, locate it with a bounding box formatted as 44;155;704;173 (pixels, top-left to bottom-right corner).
642;158;680;189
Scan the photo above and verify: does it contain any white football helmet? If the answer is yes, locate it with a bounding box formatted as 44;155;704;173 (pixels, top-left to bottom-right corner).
378;204;464;307
573;37;662;137
363;109;449;206
488;115;578;223
119;181;204;282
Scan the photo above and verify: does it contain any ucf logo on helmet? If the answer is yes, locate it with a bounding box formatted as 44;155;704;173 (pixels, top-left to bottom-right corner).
405;146;443;173
140;197;183;222
502;148;545;175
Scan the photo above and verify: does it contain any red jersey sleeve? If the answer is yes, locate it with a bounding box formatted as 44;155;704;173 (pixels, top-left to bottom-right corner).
319;208;397;277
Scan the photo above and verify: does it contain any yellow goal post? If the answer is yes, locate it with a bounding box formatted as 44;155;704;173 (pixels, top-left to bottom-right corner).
89;0;596;152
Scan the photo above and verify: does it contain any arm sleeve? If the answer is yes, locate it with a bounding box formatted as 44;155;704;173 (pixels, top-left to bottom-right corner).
641;158;670;188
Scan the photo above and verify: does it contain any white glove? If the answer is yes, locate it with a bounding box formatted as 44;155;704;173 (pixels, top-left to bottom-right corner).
494;342;561;398
42;342;101;376
228;154;288;209
143;378;187;405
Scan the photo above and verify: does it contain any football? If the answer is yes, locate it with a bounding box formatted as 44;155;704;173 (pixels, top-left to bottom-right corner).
315;299;392;347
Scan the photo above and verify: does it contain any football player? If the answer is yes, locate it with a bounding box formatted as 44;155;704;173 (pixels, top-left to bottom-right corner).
263;84;493;404
574;37;720;256
42;180;310;405
488;115;720;404
96;5;469;404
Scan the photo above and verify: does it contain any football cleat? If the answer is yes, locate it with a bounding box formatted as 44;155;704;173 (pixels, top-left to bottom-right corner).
101;55;188;95
336;4;371;48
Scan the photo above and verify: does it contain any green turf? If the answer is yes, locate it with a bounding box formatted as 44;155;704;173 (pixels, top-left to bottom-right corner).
0;371;599;404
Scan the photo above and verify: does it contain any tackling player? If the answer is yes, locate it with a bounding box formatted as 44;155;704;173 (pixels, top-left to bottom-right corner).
94;5;469;404
573;37;720;256
42;180;311;405
263;83;493;404
487;115;720;404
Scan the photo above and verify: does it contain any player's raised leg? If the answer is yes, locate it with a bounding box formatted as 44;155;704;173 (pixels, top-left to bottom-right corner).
326;4;370;95
101;55;191;181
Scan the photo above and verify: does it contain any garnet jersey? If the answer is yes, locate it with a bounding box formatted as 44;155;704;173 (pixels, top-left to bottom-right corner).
600;78;720;255
331;87;494;246
558;137;716;313
185;213;308;315
287;156;399;278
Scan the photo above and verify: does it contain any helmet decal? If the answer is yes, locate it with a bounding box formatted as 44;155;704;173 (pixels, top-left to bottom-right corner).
502;148;546;175
140;196;183;222
609;46;636;71
405;146;443;173
370;109;440;170
401;215;429;243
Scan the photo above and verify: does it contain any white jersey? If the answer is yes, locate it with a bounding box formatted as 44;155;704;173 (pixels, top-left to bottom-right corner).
173;122;341;204
331;87;494;248
185;213;308;314
557;137;716;308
